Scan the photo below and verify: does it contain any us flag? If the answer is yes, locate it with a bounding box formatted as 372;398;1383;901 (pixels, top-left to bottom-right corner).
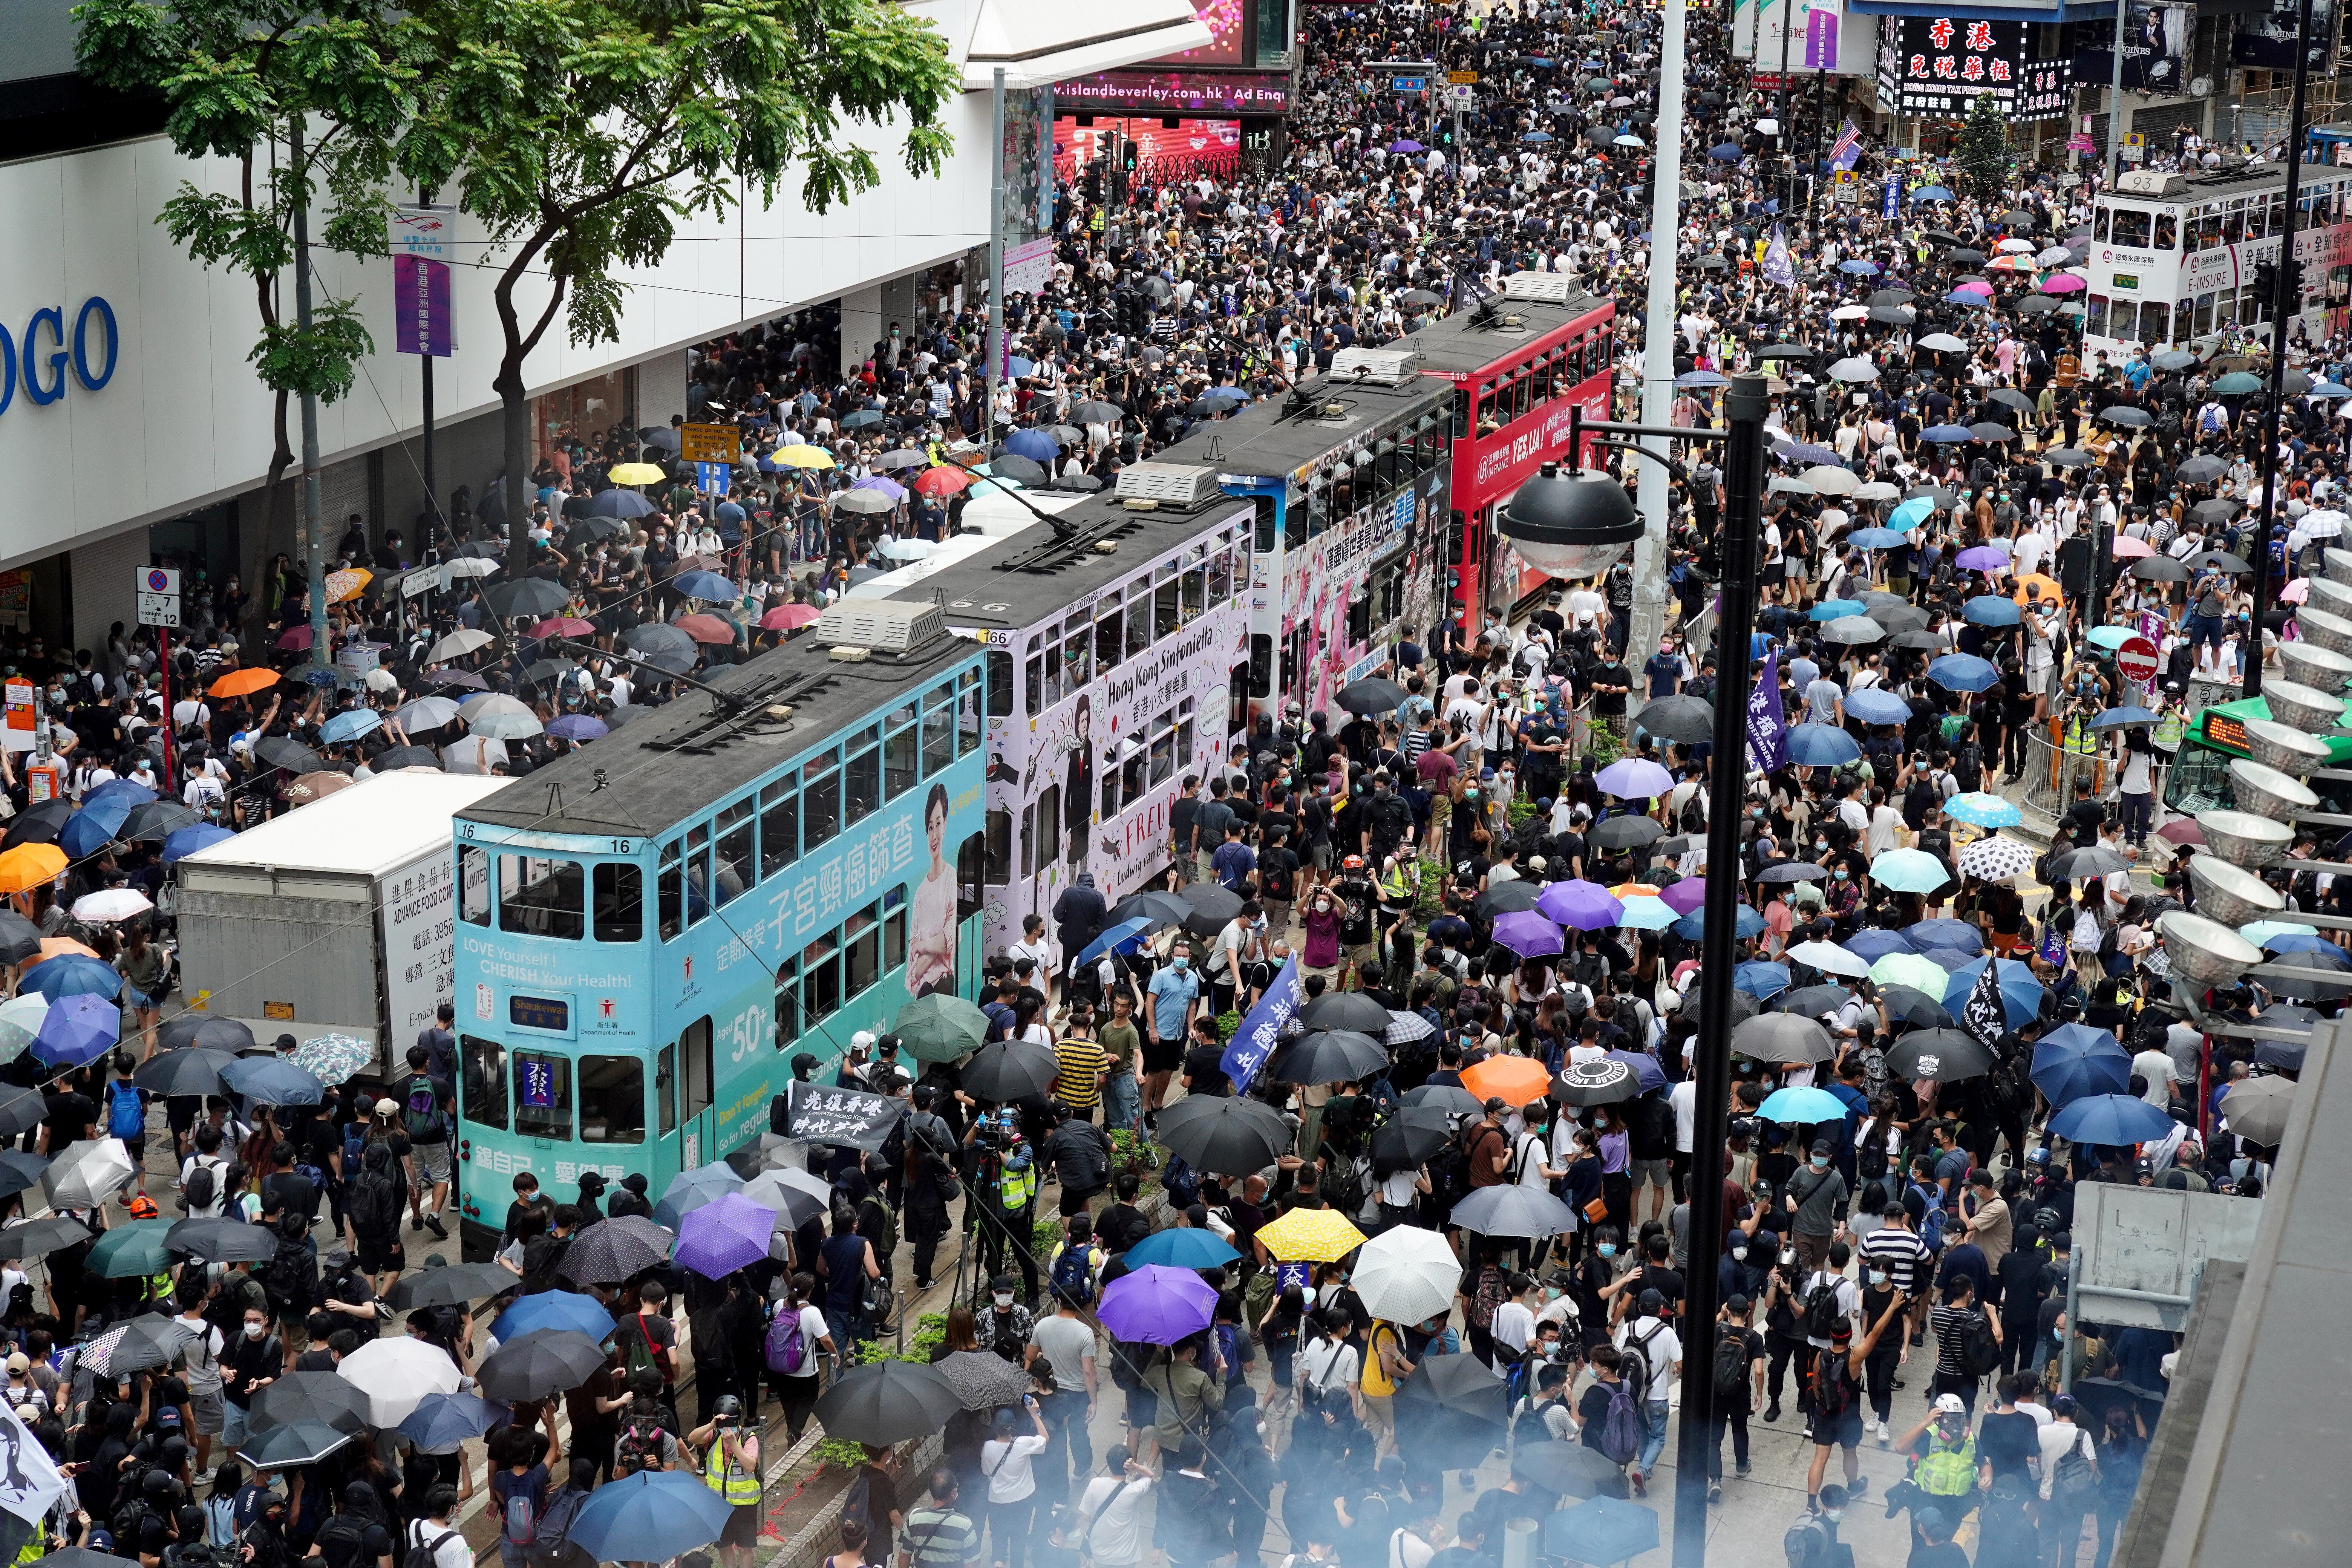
1829;119;1863;172
1962;958;2007;1049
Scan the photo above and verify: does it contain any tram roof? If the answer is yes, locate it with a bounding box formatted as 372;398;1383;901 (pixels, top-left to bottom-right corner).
1151;370;1450;482
1400;290;1610;377
458;632;978;838
2101;161;2346;204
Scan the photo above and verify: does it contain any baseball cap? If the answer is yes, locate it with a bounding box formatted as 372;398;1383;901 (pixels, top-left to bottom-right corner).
3;1353;24;1375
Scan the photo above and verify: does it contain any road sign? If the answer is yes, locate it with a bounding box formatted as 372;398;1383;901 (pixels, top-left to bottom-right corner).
680;422;739;464
1451;84;1475;106
1447;69;1478;84
2122;133;2147;165
138;567;180;596
2116;635;2160;684
137;592;180;628
1390;76;1427;92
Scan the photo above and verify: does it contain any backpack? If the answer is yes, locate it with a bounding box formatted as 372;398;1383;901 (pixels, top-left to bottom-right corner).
623;1313;674;1384
1050;1243;1098;1307
1801;1276;1844;1341
108;1081;145;1140
1161;1153;1199;1211
314;1515;368;1568
1712;1325;1754;1409
2050;1429;2099;1508
614;1420;665;1476
763;1304;809;1375
1619;1323;1663;1406
501;1482;538;1547
352;1167;404;1237
404;1528;458;1568
527;1487;585;1568
1910;1179;1949;1251
1783;1514;1832;1567
111;1492;153;1550
1963;1311;2003;1377
402;1074;443;1141
1594;1377;1642;1466
1811;1347;1854;1424
1469;1267;1510;1332
181;1157;223;1219
265;1234;317;1315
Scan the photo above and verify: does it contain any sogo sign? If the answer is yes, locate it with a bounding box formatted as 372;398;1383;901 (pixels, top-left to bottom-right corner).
0;299;118;417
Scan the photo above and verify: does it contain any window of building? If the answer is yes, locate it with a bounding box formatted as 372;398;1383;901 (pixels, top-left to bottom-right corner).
462;1035;507;1130
1062;619;1092;691
513;1051;571;1141
592;862;642;942
1127;591;1152;659
578;1056;645;1144
498;856;583;940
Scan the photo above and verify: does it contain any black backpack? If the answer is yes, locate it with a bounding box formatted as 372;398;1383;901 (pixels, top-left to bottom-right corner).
406;1529;461;1568
1963;1311;2003;1377
314;1516;368;1568
266;1233;318;1314
1712;1325;1754;1409
1802;1276;1845;1341
1952;742;1984;793
181;1159;219;1217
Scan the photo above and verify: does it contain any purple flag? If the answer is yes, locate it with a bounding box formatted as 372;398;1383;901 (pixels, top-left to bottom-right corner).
394;254;454;357
1746;652;1787;772
1804;3;1840;70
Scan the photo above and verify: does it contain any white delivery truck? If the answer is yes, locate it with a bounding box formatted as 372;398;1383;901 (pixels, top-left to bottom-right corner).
176;772;509;1077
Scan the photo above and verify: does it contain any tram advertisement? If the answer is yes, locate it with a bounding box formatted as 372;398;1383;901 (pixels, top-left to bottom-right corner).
1279;470;1446;717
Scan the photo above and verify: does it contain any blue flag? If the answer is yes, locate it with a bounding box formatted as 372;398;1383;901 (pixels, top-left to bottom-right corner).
1746;652;1787;772
1220;957;1302;1095
1762;224;1795;288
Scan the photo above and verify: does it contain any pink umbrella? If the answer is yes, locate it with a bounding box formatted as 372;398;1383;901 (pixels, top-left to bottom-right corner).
1953;279;1994;296
759;604;821;630
276;626;313;651
2111;537;2154;560
2041;274;2087;294
2282;578;2311;604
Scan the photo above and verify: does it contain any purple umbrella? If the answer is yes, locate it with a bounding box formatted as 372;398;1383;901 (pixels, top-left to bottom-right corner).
1098;1264;1218;1346
1660;877;1708;916
852;475;907;501
1536;880;1623;931
31;992;121;1067
1955;545;2011;572
546;715;608;742
1606;1050;1668;1093
1491;910;1565;959
1594;758;1672;799
672;1192;777;1280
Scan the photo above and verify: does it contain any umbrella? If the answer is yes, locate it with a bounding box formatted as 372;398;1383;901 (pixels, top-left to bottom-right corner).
1177;882;1244;937
1452;1182;1579;1239
78;1314;191;1378
219;1055;325;1106
557;1214;681;1286
961;1040;1060;1101
386;1261;521;1308
1775;985;1854;1019
1590;815;1666;850
2049;1093;2175;1147
1538;880;1625;930
1549;1057;1642;1107
1546;1496;1659;1565
1491;910;1565;959
1960;836;2037;882
399;1390;511;1451
2032;1025;2131;1105
20;953;115;1005
1668;904;1767;941
1635;695;1714;743
1941;956;2046;1027
1514;1440;1632;1499
675;1192;779;1279
2221;1076;2298;1144
1595;758;1672;798
1843;688;1912;726
89;1219;178;1279
1785;940;1870;978
1869;953;1951;994
1870;848;1950;893
1393;1352;1511;1463
338;1335;464;1425
1099;1264;1218;1345
672;570;736;601
0;1148;44;1197
1928;654;2001;693
1266;1029;1388;1085
1386;1011;1438;1049
1335;677;1407;714
2049;845;2130;881
1756;1086;1850;1124
1253;1206;1368;1263
1472;880;1545;916
1880;986;1955;1028
1460;1055;1553;1107
245;1419;355;1470
565;1470;735;1564
1943;792;2021;828
0;800;70;853
1884;1028;1995;1081
1908;918;1984;955
475;1328;608;1402
167;827;244;865
1732;1013;1835;1065
1355;1225;1463;1324
933;1349;1037;1411
0;910;37;965
1153;1094;1291;1174
1074;916;1158;969
32;992;119;1068
1734;960;1793;998
42;1137;136;1210
1402;1084;1482;1116
1125;1228;1243;1269
0;1214;91;1259
1786;724;1861;766
369;745;443;771
163;1216;277;1263
892;993;991;1062
253;1370;375;1435
654;1162;746;1233
740;1167;832;1231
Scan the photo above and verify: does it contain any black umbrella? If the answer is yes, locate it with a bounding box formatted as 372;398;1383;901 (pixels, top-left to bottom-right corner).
2187;550;2251;574
1754;343;1816;361
2096;406;2153;429
0;910;37;965
1153;1095;1291;1175
1879;986;1954;1027
133;1048;240;1098
0;1086;47;1139
245;1419;355;1470
1177;882;1244;937
1471;880;1544;916
0;1150;46;1197
1;799;72;849
1883;1028;1995;1081
1867;289;1916;307
1266;1030;1389;1085
1986;389;2035;414
1946;248;1988;266
1756;860;1828;884
1072;401;1124;426
1733;1013;1836;1064
388;1261;526;1309
1298;991;1394;1034
2263;949;2352;1003
933;1349;1037;1412
252;1370;375;1435
1370;1105;1455;1166
960;1040;1060;1102
989;454;1049;487
82;1314;196;1377
47;1551;141;1568
1774;984;1852;1018
1393;1350;1512;1463
1512;1439;1632;1498
1335;677;1407;715
165;1216;279;1263
1110;890;1193;928
810;1360;964;1445
622;622;698;674
484;579;571;620
556;1215;676;1286
2190;498;2240;522
2131;557;2191;584
477;1328;609;1401
2016;295;2064;315
1634;695;1713;743
1968;423;2015;444
2049;845;2132;880
1590;815;1665;851
1453;1183;1577;1239
371;745;444;771
2068;1377;2166;1432
1402;1083;1482;1115
1868;305;1912;324
1549;1057;1641;1107
158;1017;257;1054
254;736;322;774
0;1215;92;1259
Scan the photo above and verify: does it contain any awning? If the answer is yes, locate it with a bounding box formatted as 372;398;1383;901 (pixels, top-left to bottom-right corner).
907;0;1216;92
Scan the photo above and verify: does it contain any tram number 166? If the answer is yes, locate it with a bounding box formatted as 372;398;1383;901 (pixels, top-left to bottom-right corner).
723;1002;769;1064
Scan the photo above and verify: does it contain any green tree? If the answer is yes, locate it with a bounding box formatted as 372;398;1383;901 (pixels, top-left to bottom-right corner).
1954;92;2011;206
73;0;414;640
394;0;961;570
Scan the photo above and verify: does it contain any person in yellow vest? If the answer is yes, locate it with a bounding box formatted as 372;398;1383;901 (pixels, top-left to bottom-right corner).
1890;1393;1982;1543
690;1396;764;1568
1359;1317;1416;1458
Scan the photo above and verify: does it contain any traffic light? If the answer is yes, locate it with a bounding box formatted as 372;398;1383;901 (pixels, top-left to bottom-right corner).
2253;259;2280;310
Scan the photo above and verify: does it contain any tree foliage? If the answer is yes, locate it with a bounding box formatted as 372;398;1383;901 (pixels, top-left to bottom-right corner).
1955;92;2011;206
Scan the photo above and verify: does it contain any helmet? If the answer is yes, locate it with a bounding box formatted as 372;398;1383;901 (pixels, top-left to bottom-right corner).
126;1193;160;1221
1342;855;1365;871
712;1395;743;1420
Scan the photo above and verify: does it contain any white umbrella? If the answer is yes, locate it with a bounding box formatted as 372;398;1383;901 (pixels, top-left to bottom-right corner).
1854;481;1902;501
2301;509;2347;539
1831;305;1870;321
471;710;545;741
1829;357;1879;383
395;697;464;731
1786;940;1872;978
1916;333;1970;352
874;537;936;561
1958;836;2037;883
1803;465;1860;497
43;1138;137;1211
72;889;153;924
1996;238;2038;254
1354;1224;1462;1325
338;1336;463;1426
0;994;47;1061
443;558;500;580
426;630;494;662
2035;246;2072;266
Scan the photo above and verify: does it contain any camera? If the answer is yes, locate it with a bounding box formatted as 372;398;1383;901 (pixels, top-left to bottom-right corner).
973;1107;1020;1148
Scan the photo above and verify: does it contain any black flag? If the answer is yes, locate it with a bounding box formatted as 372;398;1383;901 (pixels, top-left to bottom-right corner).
1961;957;2008;1049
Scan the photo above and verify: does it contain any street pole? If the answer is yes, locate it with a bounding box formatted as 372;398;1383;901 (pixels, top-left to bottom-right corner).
1671;371;1767;1568
1626;0;1688;668
2245;0;2318;697
420;185;443;553
2104;0;2128;189
291;119;329;675
988;66;1007;449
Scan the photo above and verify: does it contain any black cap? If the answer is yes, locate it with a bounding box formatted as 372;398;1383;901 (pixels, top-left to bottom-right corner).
1636;1288;1665;1315
1810;1138;1834;1156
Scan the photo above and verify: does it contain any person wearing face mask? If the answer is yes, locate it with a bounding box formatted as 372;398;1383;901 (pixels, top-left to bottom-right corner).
219;1306;281;1460
1784;1140;1850;1277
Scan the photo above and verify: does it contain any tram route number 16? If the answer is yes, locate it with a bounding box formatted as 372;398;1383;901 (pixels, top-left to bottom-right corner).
723;1002;769;1064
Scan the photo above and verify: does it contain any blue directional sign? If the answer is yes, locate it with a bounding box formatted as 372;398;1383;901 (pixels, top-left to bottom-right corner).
1392;76;1427;92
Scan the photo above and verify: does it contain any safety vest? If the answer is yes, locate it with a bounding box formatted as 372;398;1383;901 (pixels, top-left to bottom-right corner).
702;1433;761;1505
1914;1430;1978;1495
1379;861;1411;903
2153;710;2185;750
997;1156;1038;1211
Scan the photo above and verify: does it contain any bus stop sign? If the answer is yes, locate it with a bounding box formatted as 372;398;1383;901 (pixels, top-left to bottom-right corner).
2116;635;2159;684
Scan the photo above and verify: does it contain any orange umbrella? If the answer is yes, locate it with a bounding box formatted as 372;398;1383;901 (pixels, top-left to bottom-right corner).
1610;882;1662;899
1459;1054;1553;1107
2011;573;2066;606
210;668;279;698
0;844;67;895
23;936;97;969
674;614;738;645
324;567;372;603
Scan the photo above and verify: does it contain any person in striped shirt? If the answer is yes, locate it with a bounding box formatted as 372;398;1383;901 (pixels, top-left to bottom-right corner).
1862;1203;1935;1355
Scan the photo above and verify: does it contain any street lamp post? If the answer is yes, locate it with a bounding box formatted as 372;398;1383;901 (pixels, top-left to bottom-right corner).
1511;374;1772;1568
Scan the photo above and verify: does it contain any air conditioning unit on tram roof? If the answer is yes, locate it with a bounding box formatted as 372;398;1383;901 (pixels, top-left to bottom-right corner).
2115;170;2189;198
813;599;948;658
1503;271;1578;303
1115;461;1222;509
1325;347;1419;386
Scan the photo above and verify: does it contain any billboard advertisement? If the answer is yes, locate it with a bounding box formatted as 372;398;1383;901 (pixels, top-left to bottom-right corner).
1734;0;1878;76
2074;1;2196;95
1168;0;1247;65
1053;71;1292;115
1055;116;1242;179
1875;16;2074;121
2234;0;2335;67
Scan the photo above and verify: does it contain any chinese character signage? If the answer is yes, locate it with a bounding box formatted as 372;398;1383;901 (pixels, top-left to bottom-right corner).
782;1084;904;1151
1876;16;2072;121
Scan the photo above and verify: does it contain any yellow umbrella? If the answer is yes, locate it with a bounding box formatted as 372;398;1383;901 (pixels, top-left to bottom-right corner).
607;462;667;485
1254;1206;1368;1263
0;844;66;895
770;444;836;470
324;568;371;603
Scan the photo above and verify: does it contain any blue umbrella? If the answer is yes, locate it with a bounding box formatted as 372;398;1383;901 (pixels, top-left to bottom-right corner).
2032;1025;2131;1106
1838;259;1880;276
1942;792;2021;828
31;993;119;1068
1756;1085;1852;1125
1075;916;1157;969
852;474;906;501
1847;527;1909;549
565;1469;733;1563
1911;185;1955;202
1785;724;1862;767
585;488;654;519
163;825;236;864
1734;961;1792;999
59;798;133;860
1905;919;1985;956
319;709;382;745
1842;929;1916;963
83;779;156;815
1843;688;1912;726
25;956;122;1003
1808;599;1867;621
1944;291;1991;308
1124;1228;1242;1269
1669;904;1767;941
492;1290;620;1344
546;715;608;742
397;1390;510;1450
671;570;736;602
1605;1050;1668;1093
1921;424;1978;443
1675;371;1729;389
219;1056;326;1106
1964;595;2023;627
1524;130;1556;143
1928;653;2001;692
1889;496;1936;529
1005;355;1037;378
1708;142;1743;161
1941;956;2046;1028
655;1161;745;1233
1545;1496;1659;1565
2091;706;2159;730
1003;429;1059;462
2048;1093;2174;1148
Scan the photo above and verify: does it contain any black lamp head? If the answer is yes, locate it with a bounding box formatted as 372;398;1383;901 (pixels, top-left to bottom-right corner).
1498;461;1643;579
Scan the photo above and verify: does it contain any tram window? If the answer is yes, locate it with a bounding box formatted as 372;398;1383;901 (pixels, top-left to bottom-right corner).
2241;288;2265;327
984;808;1011;885
682;1017;713;1117
1477;380;1498;431
802;929;841;1022
1024;637;1043;718
845;738;880;827
2194;293;2216;336
1156;570;1181;638
1096;599;1125;674
1253;496;1276;554
2085;296;2109;337
657;839;683;941
1150;718;1174;786
845;905;881;997
578;1056;645;1144
2094;208;2111;242
592;862;642;942
804;756;841;850
1035;784;1060;877
461;1035;507;1131
1281;629;1300;697
658;1041;679;1133
684;823;710;929
1178;710;1196;771
1038;625;1062;707
959;670;982;758
459;845;490;927
2220;207;2243;245
986;650;1014;719
2154;213;2177;249
884;887;907;972
1127;593;1151;659
512;1051;571;1142
759;784;798;878
715;800;754;903
1348;589;1373;646
1586;332;1605;378
2193;207;2221;250
922;685;956;778
1207;549;1233;605
2112;209;2151;248
498;856;583;941
1183;563;1207;620
1249;633;1272;697
1062;619;1092;690
1452;390;1470;440
1513;372;1534;423
1119;740;1145;813
882;703;917;802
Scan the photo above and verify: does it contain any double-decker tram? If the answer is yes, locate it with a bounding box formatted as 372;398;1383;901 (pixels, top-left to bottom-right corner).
2082;162;2352;362
447;604;987;1253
